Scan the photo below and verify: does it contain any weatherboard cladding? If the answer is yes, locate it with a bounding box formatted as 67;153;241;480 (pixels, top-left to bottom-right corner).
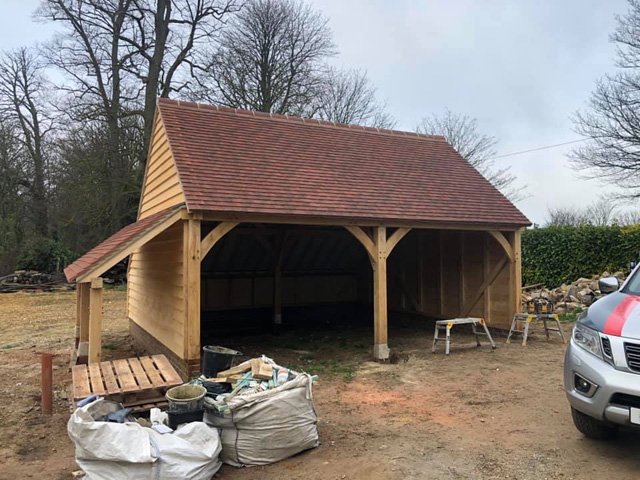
158;98;530;226
64;207;181;282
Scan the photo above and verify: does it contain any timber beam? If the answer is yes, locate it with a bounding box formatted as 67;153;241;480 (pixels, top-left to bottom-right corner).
199;211;523;231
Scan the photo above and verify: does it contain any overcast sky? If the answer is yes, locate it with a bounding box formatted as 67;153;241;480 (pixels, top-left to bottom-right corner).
1;0;630;225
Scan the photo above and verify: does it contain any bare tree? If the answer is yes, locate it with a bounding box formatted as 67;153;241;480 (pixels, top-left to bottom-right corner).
313;67;395;128
196;0;336;114
36;0;237;230
37;0;145;230
546;206;587;227
416;110;523;201
0;48;55;236
585;199;617;226
37;0;238;161
0;121;25;274
115;0;239;153
570;0;640;198
613;210;640;225
546;199;617;226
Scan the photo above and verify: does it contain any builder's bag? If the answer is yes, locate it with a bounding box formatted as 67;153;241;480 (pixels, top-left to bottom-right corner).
67;398;222;480
204;373;319;467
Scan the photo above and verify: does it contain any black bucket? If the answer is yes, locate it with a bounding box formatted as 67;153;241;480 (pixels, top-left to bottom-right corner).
202;345;243;378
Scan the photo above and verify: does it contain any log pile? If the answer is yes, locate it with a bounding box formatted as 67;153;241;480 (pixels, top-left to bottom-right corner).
0;270;75;293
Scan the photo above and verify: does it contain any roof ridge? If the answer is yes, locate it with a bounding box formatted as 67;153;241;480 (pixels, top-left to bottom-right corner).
157;98;447;142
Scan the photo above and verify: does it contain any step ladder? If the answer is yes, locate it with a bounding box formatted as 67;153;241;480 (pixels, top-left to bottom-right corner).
432;317;496;355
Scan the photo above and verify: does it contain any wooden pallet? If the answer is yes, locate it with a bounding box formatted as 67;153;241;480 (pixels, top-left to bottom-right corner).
72;354;184;410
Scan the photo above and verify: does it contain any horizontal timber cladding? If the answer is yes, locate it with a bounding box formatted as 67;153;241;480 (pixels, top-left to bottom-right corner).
127;221;185;356
138;113;186;219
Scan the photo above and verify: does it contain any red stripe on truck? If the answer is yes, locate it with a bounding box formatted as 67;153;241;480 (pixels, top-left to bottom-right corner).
603;295;640;336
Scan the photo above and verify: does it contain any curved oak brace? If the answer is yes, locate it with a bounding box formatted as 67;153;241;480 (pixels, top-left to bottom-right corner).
386;227;411;256
201;222;239;258
489;231;515;263
344;226;376;264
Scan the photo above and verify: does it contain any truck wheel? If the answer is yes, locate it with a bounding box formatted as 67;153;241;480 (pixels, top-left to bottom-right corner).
571;407;618;440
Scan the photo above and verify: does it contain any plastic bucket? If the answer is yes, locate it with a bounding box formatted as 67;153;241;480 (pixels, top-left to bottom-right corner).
165;384;206;411
202;345;243;378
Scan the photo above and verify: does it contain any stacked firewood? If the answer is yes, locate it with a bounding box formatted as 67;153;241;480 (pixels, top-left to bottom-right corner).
0;270;75;293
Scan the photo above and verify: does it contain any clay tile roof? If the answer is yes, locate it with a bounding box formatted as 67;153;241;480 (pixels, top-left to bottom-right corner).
158;98;530;227
64;206;184;282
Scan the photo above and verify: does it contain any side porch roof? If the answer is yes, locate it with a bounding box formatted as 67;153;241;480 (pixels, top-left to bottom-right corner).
64;205;185;283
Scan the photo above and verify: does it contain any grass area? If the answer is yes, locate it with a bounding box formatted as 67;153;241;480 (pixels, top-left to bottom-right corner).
102;343;117;350
278;336;365;381
558;313;579;323
104;283;127;292
557;306;583;323
288;357;359;381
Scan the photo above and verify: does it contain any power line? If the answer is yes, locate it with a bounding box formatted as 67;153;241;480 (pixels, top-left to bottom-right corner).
489;138;588;160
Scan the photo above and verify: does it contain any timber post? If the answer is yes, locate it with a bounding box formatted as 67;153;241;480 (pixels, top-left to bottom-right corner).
512;229;523;316
346;225;411;361
372;227;389;360
272;231;288;334
186;219;239;365
77;282;90;346
185;218;202;362
88;277;103;364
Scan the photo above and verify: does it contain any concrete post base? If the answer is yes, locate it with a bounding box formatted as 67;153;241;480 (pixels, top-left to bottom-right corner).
373;343;390;361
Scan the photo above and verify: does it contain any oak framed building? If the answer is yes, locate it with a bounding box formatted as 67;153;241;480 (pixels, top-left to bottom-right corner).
65;98;530;377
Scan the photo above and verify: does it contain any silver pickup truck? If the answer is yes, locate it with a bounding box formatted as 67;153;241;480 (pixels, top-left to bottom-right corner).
564;272;640;439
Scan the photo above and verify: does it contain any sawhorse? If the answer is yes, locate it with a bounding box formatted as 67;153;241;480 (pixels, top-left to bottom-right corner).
432;317;496;355
505;313;567;346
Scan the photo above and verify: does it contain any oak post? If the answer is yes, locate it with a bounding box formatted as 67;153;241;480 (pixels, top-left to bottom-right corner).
88;277;103;364
373;226;389;360
512;229;523;316
78;282;90;343
344;225;411;361
185;219;202;361
483;234;492;324
273;232;288;333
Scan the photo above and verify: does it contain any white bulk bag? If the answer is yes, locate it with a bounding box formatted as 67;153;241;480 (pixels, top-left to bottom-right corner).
204;373;319;467
68;399;222;480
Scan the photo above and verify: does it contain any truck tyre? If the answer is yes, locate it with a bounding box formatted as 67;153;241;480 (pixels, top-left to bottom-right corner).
571;407;618;440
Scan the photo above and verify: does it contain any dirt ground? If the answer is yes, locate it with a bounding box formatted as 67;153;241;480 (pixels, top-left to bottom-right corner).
1;290;639;480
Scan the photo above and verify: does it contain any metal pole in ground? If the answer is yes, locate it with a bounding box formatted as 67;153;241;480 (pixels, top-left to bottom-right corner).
41;353;53;414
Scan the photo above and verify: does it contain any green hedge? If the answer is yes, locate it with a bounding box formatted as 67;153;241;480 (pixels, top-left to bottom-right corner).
521;224;640;287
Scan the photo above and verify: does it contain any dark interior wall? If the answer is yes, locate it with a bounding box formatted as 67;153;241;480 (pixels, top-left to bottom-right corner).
199;223;370;312
199;223;509;328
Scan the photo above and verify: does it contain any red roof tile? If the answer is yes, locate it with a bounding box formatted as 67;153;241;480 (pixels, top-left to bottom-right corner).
158;98;530;227
64;206;183;282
